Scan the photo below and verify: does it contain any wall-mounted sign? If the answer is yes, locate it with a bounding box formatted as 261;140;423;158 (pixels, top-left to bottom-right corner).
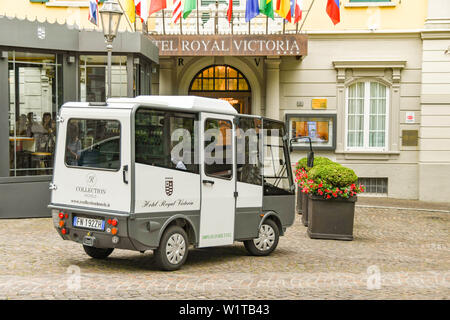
286;113;337;151
312;98;327;110
402;130;418;147
406;112;415;123
149;34;308;57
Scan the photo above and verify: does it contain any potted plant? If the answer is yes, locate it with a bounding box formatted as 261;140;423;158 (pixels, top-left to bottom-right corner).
294;156;334;227
301;163;365;240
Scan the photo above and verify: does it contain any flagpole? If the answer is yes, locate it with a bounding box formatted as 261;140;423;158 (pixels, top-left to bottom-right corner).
162;9;166;35
196;0;199;34
180;13;183;34
298;0;315;33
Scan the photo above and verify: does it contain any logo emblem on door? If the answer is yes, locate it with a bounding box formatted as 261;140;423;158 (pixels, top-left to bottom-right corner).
165;177;173;196
86;173;97;187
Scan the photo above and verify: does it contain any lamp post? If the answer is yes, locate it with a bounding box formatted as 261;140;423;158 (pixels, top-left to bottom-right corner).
99;0;123;100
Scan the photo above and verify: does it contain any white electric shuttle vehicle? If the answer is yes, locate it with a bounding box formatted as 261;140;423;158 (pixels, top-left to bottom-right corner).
50;96;295;270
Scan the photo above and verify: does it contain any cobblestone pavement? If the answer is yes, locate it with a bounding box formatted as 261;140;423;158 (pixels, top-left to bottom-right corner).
0;206;449;300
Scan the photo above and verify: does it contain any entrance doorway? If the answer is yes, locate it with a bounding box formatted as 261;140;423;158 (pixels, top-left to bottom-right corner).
189;65;252;114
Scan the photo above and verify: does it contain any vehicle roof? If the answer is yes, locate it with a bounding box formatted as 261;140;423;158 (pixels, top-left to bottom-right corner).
62;96;239;116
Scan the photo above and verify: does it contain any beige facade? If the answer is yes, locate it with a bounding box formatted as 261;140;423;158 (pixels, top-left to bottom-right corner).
153;0;450;202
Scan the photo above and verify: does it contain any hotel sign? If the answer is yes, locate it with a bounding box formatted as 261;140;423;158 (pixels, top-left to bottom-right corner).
149;35;307;57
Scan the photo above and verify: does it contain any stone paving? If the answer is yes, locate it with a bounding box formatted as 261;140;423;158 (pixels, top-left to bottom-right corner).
0;205;449;300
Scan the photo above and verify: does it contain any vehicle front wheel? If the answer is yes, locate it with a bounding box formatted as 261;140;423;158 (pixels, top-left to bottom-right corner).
244;219;279;256
154;226;189;271
83;245;114;259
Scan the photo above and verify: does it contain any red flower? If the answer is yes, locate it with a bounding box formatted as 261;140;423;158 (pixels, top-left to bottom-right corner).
326;195;331;199
318;182;323;188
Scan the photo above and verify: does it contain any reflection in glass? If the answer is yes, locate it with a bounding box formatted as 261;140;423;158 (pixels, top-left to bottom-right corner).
79;55;128;102
8;51;60;176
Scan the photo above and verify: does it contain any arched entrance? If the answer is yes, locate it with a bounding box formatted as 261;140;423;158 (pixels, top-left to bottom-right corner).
188;65;252;114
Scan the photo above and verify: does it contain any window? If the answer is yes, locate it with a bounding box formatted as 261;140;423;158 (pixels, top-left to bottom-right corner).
263;120;293;195
287;114;337;150
79;55;128;103
135;109;198;174
189;65;250;92
8;51;62;177
236;117;262;186
358;178;388;195
65;119;121;170
204;119;233;179
346;81;389;151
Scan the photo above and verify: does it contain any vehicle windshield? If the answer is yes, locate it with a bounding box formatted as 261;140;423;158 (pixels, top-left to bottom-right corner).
65;119;121;170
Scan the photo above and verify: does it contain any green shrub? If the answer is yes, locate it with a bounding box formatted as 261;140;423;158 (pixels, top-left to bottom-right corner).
308;163;358;188
296;156;335;171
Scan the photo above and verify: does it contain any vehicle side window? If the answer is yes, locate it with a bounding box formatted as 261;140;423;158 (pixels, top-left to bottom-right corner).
263;120;293;195
204;119;233;179
135;108;198;174
236;117;262;185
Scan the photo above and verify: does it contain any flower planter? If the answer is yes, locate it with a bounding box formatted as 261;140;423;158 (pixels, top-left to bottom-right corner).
301;193;309;226
307;194;357;241
296;186;304;215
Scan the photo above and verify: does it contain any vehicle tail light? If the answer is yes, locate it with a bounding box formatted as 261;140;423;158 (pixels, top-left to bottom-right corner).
65;213;69;219
111;227;118;235
111;219;118;227
59;220;65;227
59;212;64;219
107;219;112;225
61;228;67;235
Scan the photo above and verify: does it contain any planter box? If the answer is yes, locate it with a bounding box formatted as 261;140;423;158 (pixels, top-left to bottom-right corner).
301;192;309;226
307;194;357;241
296;186;303;215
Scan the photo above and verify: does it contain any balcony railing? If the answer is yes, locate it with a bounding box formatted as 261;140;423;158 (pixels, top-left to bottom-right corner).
143;4;307;35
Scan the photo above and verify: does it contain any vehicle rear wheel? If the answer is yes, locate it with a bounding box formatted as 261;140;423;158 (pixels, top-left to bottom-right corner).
154;226;189;271
244;219;279;256
83;245;114;259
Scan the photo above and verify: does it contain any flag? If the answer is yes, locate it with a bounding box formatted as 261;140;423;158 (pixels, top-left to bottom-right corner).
183;0;196;19
260;0;274;19
227;0;232;23
291;0;302;24
125;0;136;24
326;0;340;25
275;0;291;22
88;0;99;26
135;0;149;22
245;0;260;22
149;0;167;16
172;0;182;23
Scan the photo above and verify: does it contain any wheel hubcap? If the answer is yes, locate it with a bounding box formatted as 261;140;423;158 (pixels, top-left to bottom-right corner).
166;233;186;265
253;224;275;251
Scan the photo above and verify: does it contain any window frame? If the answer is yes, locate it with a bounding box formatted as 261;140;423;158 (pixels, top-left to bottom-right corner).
134;107;199;174
203;117;234;181
64;118;122;172
345;81;390;152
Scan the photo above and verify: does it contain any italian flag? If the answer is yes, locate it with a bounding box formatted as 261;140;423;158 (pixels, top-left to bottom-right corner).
183;0;197;19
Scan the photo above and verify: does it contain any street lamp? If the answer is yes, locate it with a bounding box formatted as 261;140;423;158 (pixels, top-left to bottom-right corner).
99;0;123;99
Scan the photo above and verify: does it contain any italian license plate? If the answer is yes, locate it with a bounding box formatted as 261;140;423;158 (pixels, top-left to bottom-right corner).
73;216;105;231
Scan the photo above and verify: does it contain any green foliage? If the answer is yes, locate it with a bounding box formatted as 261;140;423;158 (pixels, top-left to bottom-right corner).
308;164;358;188
295;156;335;171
